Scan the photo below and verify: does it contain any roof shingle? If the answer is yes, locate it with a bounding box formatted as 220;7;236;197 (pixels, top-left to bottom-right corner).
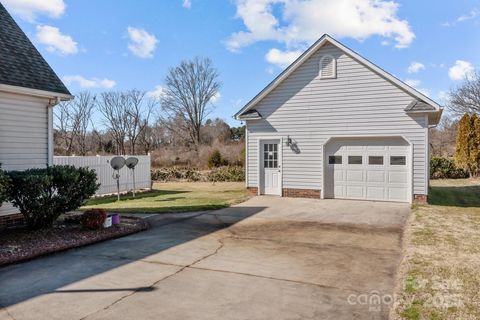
0;3;71;95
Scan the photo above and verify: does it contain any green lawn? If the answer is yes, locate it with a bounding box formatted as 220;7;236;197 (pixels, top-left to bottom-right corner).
393;178;480;320
82;182;249;213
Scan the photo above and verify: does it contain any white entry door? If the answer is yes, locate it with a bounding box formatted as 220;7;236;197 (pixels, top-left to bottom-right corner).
325;137;410;202
261;140;281;195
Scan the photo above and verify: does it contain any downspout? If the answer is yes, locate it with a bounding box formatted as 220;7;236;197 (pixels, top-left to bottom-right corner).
47;97;61;166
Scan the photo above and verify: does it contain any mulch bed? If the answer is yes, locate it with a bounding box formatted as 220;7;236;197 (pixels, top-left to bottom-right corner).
0;216;148;267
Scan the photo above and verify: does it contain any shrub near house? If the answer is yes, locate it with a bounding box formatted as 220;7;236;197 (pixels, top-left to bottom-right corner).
7;166;99;229
430;157;468;179
0;165;9;205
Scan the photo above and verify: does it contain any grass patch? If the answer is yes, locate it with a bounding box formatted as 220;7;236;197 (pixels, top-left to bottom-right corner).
392;179;480;320
428;178;480;207
82;182;249;213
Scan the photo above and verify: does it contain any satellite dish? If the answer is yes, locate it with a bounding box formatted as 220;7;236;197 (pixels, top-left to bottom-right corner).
126;157;139;197
125;157;139;169
110;156;126;170
110;156;125;201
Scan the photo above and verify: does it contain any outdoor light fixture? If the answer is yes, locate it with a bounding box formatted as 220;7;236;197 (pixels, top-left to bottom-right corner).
285;136;292;146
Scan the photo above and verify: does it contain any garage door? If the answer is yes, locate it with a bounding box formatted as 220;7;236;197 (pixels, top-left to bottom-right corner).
325;137;410;202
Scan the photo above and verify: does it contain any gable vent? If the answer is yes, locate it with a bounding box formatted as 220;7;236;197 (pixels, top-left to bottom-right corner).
320;55;336;79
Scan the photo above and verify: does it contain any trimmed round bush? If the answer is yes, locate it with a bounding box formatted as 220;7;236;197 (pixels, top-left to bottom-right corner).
81;209;107;229
7;165;99;229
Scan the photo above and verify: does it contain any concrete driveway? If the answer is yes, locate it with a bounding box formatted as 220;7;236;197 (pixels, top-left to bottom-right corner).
0;197;410;320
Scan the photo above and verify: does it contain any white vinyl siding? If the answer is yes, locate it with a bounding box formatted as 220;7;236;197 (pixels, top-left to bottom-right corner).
246;43;428;196
0;91;49;216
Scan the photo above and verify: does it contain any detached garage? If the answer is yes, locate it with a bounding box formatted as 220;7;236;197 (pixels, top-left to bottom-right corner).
235;34;442;203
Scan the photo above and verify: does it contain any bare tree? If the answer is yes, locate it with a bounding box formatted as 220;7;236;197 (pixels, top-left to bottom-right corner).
72;92;95;155
160;57;220;149
448;71;480;115
97;90;155;155
124;90;155;154
97;91;129;155
430;116;458;157
54;91;95;155
54;101;75;155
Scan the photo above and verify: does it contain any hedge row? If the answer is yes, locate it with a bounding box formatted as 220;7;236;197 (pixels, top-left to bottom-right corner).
151;166;245;182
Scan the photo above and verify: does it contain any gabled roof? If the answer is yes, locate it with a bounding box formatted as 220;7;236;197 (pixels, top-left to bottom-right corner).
238;109;262;120
405;100;436;112
0;3;71;97
234;34;442;122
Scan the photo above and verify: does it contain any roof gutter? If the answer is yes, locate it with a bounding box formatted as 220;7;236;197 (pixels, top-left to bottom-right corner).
0;84;73;101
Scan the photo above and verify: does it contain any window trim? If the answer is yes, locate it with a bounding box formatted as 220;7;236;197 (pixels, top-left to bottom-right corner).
319;55;337;79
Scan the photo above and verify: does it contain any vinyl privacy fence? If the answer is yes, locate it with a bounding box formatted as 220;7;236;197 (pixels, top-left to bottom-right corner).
53;155;151;195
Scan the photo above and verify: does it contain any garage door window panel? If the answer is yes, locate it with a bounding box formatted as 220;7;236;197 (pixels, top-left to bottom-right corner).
329;155;342;164
390;156;406;165
368;156;384;165
348;156;362;164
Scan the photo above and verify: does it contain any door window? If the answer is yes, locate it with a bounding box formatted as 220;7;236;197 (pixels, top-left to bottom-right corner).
263;143;278;168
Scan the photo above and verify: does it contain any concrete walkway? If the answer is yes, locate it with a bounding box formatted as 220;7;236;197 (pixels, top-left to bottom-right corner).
0;197;410;320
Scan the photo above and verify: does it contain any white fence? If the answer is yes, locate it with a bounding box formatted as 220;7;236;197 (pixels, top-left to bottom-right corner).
53;155;151;195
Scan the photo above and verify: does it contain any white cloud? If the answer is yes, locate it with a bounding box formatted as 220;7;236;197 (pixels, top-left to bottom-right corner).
407;62;425;74
457;8;479;22
2;0;66;21
227;0;415;52
442;8;479;27
417;88;431;97
127;27;158;59
265;48;302;68
147;85;166;99
63;75;116;89
437;90;450;104
36;25;78;55
404;79;421;87
211;92;221;103
448;60;475;80
404;79;431;97
182;0;192;9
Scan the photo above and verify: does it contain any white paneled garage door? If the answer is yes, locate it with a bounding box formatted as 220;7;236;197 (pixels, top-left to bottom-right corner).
324;137;410;202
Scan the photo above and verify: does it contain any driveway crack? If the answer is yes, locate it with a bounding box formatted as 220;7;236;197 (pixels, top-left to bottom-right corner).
0;306;16;320
79;231;231;320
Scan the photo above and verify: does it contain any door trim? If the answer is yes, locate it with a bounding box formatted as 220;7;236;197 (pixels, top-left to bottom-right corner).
257;138;282;196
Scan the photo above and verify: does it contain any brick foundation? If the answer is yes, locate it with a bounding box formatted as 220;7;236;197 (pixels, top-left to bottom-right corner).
247;187;258;195
414;194;428;204
282;188;321;199
0;213;24;229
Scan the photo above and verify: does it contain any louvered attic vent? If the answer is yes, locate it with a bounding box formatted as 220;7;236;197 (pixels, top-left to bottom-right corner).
319;55;336;79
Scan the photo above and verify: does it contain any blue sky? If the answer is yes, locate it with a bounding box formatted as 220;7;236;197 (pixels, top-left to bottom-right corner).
3;0;479;126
